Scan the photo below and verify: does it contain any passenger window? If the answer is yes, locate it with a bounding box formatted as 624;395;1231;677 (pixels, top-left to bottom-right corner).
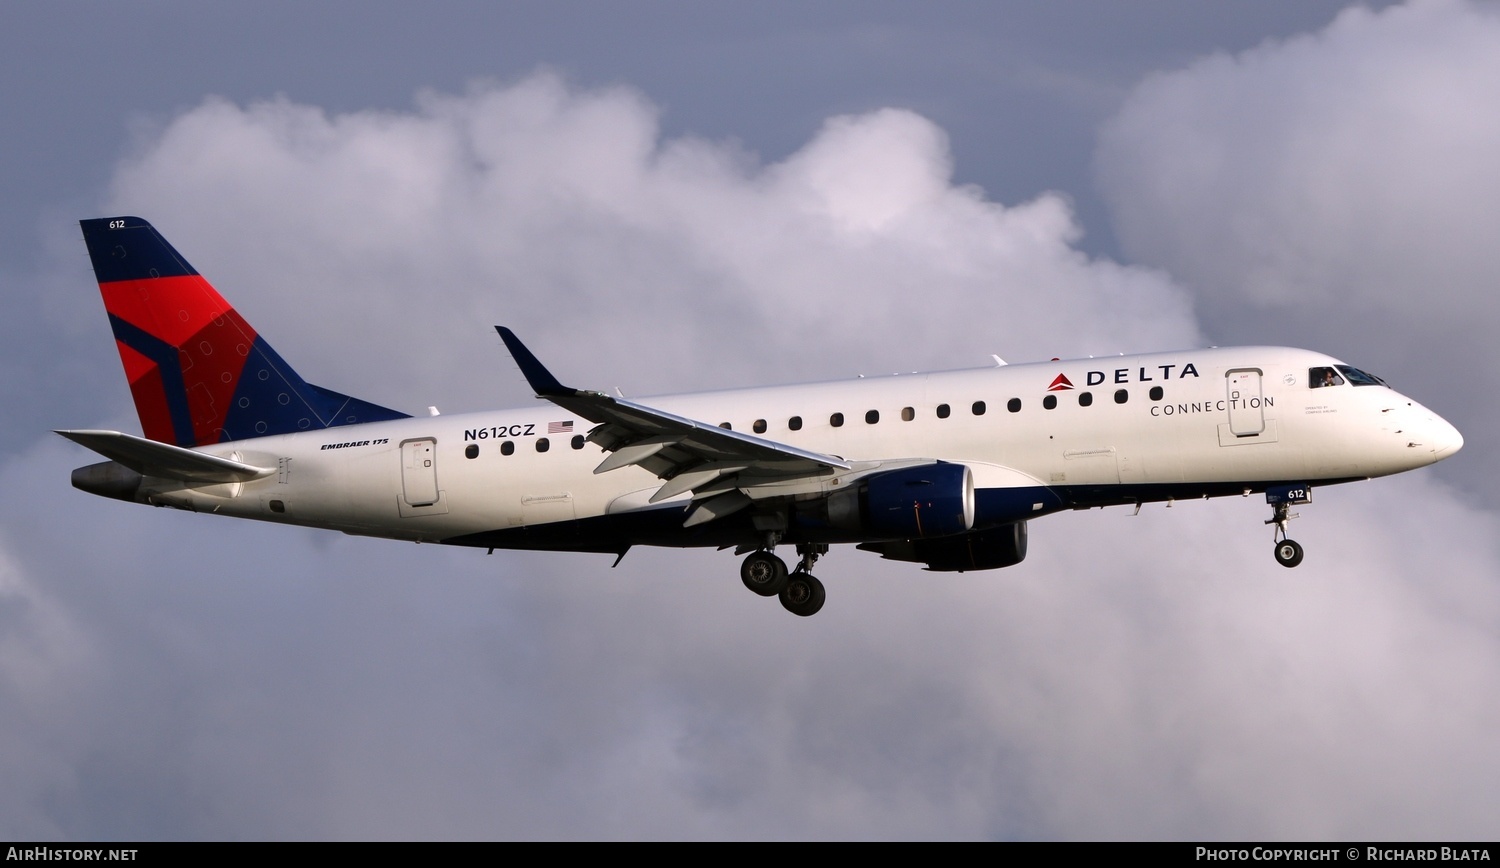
753;419;767;434
1310;366;1345;388
465;444;479;459
1114;389;1128;404
571;435;586;450
788;416;803;431
536;437;550;452
501;440;515;456
1078;392;1093;407
718;422;732;430
1007;398;1021;413
972;401;986;416
1149;386;1164;401
1042;395;1057;410
830;412;844;428
901;407;915;422
936;404;951;419
865;410;879;424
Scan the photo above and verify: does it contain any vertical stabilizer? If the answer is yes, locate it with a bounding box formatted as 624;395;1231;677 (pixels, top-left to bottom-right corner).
80;216;408;447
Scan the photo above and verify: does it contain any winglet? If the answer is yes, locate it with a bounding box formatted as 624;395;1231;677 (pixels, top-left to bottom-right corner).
496;326;571;396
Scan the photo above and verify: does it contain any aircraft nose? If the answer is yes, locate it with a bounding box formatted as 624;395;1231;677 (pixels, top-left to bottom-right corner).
1432;415;1464;461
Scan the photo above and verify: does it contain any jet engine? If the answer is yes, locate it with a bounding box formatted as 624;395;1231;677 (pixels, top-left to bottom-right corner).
826;461;975;539
858;521;1028;572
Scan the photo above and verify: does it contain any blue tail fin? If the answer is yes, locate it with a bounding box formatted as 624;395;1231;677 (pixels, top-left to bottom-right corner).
81;216;409;446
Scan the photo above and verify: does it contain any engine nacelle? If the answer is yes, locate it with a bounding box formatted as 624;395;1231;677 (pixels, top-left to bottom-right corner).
828;462;975;539
858;521;1028;572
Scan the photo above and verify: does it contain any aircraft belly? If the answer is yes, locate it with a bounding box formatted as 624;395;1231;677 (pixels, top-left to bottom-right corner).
434;477;1068;555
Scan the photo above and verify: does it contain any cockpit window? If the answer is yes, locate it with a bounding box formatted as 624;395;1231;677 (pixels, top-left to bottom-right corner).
1309;367;1345;388
1336;365;1387;387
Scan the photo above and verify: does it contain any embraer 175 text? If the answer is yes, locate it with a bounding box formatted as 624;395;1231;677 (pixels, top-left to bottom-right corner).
61;217;1463;616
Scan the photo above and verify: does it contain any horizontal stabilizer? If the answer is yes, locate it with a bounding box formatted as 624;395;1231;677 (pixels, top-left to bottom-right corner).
56;429;276;484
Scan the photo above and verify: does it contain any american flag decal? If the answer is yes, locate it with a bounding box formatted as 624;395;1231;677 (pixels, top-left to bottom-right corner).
548;420;574;434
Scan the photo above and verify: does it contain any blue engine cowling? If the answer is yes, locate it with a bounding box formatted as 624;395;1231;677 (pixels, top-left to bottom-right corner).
857;521;1028;572
828;462;975;539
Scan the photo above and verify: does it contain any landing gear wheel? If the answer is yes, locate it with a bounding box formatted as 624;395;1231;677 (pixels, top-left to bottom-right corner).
1274;539;1304;568
741;552;788;596
779;573;826;617
1265;490;1309;569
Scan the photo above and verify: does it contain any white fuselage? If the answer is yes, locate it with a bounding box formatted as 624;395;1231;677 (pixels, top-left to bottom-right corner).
134;346;1460;548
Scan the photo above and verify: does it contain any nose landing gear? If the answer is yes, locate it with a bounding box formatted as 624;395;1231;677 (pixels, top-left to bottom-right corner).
1273;536;1304;568
1265;484;1311;568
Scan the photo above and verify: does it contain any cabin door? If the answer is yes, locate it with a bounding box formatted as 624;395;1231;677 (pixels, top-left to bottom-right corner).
1225;368;1265;437
400;438;440;507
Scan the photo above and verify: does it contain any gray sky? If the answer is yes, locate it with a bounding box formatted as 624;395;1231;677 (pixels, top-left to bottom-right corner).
4;0;1498;840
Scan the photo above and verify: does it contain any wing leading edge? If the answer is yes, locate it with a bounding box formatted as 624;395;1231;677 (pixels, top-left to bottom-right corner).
496;327;850;525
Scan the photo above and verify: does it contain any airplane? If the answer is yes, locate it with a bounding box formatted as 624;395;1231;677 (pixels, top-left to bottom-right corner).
60;216;1464;616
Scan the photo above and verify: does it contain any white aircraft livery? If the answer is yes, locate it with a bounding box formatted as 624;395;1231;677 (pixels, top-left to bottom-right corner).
61;217;1464;616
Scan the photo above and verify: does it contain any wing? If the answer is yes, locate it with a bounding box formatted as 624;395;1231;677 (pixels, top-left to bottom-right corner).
497;327;850;526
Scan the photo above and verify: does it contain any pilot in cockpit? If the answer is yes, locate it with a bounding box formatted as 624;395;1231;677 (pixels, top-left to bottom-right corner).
1310;366;1345;388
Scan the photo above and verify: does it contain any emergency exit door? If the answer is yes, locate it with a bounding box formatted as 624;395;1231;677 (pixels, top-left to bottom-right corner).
400;438;439;507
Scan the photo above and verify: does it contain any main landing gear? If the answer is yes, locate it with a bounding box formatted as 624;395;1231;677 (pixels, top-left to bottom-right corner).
740;543;827;617
1265;485;1311;568
740;551;788;596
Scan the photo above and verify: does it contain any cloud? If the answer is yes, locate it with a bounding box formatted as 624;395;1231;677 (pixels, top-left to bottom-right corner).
1095;0;1500;499
105;73;1198;413
0;473;96;839
8;64;1498;839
